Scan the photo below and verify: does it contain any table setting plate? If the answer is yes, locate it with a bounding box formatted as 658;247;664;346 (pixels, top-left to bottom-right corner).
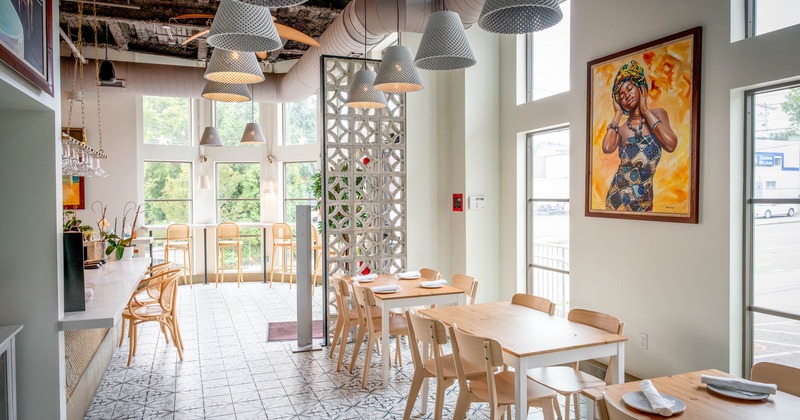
398;274;421;279
420;284;444;288
706;384;770;401
353;278;375;283
373;289;399;294
622;391;686;416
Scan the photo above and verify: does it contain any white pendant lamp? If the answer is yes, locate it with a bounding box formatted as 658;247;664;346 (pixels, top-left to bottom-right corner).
205;49;265;84
207;0;283;53
199;126;223;147
415;11;476;71
479;0;563;34
197;155;211;189
374;0;423;93
241;88;266;144
245;0;307;7
346;0;387;109
202;81;252;102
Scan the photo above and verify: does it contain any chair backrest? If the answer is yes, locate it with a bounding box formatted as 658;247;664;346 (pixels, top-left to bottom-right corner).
332;277;350;315
420;268;442;280
751;362;800;397
406;310;448;377
568;308;624;381
452;274;478;305
158;270;182;313
143;262;172;299
217;222;239;240
351;283;377;334
450;325;505;414
273;223;293;243
311;225;320;246
166;224;190;240
129;269;181;316
601;392;638;420
511;293;555;315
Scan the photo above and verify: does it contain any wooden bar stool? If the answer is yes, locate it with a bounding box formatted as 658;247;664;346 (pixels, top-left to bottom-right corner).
270;223;295;288
311;225;323;294
165;224;192;288
215;222;243;288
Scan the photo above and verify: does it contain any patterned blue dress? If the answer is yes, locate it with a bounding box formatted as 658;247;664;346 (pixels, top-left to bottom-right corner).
605;134;662;212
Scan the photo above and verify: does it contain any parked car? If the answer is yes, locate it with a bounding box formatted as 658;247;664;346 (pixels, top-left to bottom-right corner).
755;203;797;219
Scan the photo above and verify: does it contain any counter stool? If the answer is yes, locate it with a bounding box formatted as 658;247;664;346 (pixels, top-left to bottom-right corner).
165;224;192;288
311;225;323;294
270;223;295;288
215;222;243;288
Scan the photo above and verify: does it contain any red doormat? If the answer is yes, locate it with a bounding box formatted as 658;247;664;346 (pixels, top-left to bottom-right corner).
267;320;324;342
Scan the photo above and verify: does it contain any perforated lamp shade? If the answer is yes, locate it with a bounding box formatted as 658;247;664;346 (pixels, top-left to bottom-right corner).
240;123;266;144
374;45;423;93
479;0;563;34
201;81;252;102
207;0;282;53
199;127;223;147
239;0;307;7
414;11;476;71
345;69;387;109
205;49;265;84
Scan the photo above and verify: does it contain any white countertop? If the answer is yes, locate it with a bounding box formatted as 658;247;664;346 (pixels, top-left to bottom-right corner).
144;223;276;230
59;259;151;331
0;325;22;348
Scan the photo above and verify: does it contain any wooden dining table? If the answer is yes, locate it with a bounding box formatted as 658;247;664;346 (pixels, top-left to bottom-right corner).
421;301;627;420
343;274;465;388
582;368;800;419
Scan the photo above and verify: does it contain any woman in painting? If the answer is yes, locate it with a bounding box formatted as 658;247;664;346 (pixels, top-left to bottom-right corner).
602;60;678;212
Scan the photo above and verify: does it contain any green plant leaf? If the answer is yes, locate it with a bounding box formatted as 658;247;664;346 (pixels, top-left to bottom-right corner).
121;238;132;247
116;246;124;260
105;245;114;255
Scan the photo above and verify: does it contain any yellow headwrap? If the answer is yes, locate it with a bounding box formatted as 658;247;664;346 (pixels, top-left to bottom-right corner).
612;60;648;113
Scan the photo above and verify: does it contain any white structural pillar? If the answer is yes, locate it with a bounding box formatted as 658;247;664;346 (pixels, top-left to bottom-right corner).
292;205;321;353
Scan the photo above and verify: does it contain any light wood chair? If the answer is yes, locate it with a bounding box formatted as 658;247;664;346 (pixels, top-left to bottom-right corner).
119;262;174;346
328;277;380;372
311;225;323;295
751;362;800;397
601;392;638;420
165;224;192;288
122;269;184;366
350;282;409;388
404;311;483;420
215;222;243;288
511;293;555;315
528;309;624;420
450;324;557;420
420;268;442;280
452;274;478;305
270;223;295;288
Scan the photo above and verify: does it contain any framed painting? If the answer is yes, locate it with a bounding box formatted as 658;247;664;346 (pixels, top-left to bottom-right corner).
0;0;54;95
63;175;85;209
585;27;701;224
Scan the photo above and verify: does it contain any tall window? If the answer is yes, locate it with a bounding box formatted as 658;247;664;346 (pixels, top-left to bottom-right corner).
748;0;800;37
527;128;570;316
217;163;262;270
143;97;191;145
745;85;800;372
525;0;570;102
284;161;318;223
283;95;318;145
215;102;261;146
144;161;192;263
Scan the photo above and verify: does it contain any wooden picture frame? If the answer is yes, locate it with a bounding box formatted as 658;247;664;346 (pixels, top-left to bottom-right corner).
63;176;85;209
585;27;701;224
0;0;54;95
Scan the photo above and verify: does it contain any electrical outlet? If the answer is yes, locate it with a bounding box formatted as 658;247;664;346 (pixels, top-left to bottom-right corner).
640;333;648;350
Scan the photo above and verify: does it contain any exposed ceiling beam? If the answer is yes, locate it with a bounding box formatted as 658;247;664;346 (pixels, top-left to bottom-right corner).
197;39;208;61
59;27;88;64
61;0;141;10
106;21;128;50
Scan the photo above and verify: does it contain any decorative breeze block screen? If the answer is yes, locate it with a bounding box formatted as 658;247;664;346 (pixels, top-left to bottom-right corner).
321;56;407;280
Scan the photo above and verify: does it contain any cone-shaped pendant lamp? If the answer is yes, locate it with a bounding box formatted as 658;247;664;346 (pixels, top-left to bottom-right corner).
99;23;116;85
207;0;282;53
199;127;223;147
240;0;307;7
346;0;387;108
479;0;563;34
374;0;423;93
205;49;265;84
415;11;476;71
240;122;266;144
202;81;252;102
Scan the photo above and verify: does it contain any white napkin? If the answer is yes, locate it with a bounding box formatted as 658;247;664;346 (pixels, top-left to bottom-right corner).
700;374;777;395
399;271;421;278
372;285;400;293
352;273;378;282
420;280;447;288
640;379;672;416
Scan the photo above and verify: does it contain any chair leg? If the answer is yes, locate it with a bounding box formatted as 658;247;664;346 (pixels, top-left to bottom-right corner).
349;324;366;374
453;392;470;420
215;246;220;288
119;317;126;347
270;245;277;287
572;393;580;420
394;335;402;366
564;392;572;420
220;247;226;286
290;245;295;288
329;315;343;358
132;323;139;356
434;377;454;420
164;320;183;361
362;335;375;389
171;315;184;351
403;372;425;419
336;320;350;372
186;245;193;288
160;322;169;343
127;320;135;366
237;244;242;287
553;395;563;419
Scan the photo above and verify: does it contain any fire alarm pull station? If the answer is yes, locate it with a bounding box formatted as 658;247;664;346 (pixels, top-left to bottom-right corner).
452;194;463;212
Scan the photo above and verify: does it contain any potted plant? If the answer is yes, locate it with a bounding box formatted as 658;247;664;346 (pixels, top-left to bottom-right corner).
105;233;134;260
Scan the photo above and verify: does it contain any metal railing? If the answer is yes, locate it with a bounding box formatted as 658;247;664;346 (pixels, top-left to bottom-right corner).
529;242;570;317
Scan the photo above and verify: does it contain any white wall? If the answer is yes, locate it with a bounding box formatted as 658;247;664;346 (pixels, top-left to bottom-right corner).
498;0;800;379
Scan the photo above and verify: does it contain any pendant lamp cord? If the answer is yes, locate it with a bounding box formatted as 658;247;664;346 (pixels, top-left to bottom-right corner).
396;0;401;45
92;3;104;154
363;0;367;63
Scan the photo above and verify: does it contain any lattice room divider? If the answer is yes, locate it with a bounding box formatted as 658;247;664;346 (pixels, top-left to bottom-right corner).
320;56;407;332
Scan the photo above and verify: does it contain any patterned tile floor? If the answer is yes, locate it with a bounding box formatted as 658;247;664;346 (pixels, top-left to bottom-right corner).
85;283;588;419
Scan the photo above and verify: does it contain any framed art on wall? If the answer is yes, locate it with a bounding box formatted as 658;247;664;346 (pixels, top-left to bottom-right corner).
0;0;54;95
585;27;701;223
63;175;84;209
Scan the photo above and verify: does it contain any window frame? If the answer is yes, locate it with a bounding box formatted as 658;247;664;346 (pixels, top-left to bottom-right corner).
142;160;194;225
283;161;318;223
215;161;262;223
142;96;193;146
523;0;570;103
743;80;800;376
213;101;262;147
